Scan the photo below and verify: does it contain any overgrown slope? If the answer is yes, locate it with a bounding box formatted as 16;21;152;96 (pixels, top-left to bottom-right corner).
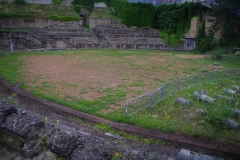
0;2;81;21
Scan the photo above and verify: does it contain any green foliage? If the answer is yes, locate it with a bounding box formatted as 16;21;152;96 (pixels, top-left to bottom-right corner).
0;13;33;19
111;1;157;28
46;15;81;21
160;31;181;46
205;106;231;128
212;50;226;60
196;19;220;53
197;30;219;53
157;2;201;34
211;0;240;47
13;0;26;5
52;0;62;5
156;2;201;45
0;3;79;20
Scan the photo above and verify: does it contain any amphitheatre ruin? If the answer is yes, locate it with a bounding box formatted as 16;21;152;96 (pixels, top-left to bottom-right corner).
0;0;240;160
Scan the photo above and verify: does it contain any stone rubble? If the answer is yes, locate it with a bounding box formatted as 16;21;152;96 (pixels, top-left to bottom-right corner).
0;98;176;160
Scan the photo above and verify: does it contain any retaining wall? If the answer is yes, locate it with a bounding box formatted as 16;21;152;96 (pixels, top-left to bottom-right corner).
87;18;118;28
0;18;82;29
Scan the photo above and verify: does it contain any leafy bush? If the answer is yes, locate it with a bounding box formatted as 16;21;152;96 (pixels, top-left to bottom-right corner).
212;50;226;60
197;30;219;53
0;13;32;19
13;0;26;5
160;31;181;46
52;0;62;5
47;15;81;21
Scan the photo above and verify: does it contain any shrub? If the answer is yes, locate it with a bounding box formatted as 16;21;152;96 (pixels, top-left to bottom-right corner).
47;15;81;21
13;0;26;5
160;31;181;46
197;31;219;53
52;0;62;5
212;50;225;60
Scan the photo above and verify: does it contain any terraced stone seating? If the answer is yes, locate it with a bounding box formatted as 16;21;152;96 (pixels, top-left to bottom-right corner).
0;31;44;50
29;23;100;49
93;24;165;49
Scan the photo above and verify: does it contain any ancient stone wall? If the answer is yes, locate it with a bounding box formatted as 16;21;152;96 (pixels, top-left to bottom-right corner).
93;24;165;48
0;97;177;159
87;18;118;28
0;18;82;29
0;31;44;50
185;17;200;38
204;14;222;39
0;20;100;50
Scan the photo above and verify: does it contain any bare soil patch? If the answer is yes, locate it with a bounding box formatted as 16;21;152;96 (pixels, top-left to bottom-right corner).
20;52;221;114
176;55;205;59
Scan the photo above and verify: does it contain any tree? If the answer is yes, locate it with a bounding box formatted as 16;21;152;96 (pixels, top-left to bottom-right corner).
210;0;240;46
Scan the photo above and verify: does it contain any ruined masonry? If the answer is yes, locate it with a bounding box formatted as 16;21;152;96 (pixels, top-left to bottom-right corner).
0;18;166;50
0;98;177;159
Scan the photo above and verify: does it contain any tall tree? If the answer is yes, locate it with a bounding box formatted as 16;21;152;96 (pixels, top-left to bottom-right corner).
211;0;240;46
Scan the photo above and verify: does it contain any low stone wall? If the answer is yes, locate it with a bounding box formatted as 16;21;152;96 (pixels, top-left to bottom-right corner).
0;29;100;50
108;43;182;50
94;29;160;38
0;31;44;49
0;18;82;29
87;18;118;28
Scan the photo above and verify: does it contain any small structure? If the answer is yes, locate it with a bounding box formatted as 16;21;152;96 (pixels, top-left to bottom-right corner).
94;2;108;9
79;8;89;25
184;38;195;51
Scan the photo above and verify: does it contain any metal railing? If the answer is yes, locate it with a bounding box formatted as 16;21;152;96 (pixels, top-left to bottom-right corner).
204;48;240;63
125;68;240;116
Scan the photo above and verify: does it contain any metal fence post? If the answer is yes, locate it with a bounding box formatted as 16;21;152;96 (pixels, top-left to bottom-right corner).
194;74;197;84
149;93;153;110
125;102;129;116
177;79;180;90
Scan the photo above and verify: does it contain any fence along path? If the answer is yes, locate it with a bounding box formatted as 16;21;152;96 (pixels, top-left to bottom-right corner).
125;68;240;116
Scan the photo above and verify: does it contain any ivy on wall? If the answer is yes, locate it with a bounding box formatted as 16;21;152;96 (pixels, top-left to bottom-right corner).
52;0;63;5
47;15;82;21
72;0;201;32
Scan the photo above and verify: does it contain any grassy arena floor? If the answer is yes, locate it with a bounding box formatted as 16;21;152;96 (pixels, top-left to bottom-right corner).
0;49;239;146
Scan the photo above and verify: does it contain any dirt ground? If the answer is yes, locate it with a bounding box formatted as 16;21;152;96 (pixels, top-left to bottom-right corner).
20;51;221;113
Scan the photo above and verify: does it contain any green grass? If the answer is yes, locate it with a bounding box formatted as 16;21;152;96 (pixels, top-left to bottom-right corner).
0;2;79;20
0;49;239;146
124;79;240;146
89;8;118;19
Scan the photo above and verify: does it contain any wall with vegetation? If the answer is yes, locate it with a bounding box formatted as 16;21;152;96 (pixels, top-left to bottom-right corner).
0;17;82;28
0;2;81;21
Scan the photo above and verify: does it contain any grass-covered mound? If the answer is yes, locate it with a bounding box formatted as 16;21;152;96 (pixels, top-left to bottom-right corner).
0;2;81;21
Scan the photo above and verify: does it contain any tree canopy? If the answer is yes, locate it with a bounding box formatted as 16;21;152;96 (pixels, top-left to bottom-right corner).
211;0;240;46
